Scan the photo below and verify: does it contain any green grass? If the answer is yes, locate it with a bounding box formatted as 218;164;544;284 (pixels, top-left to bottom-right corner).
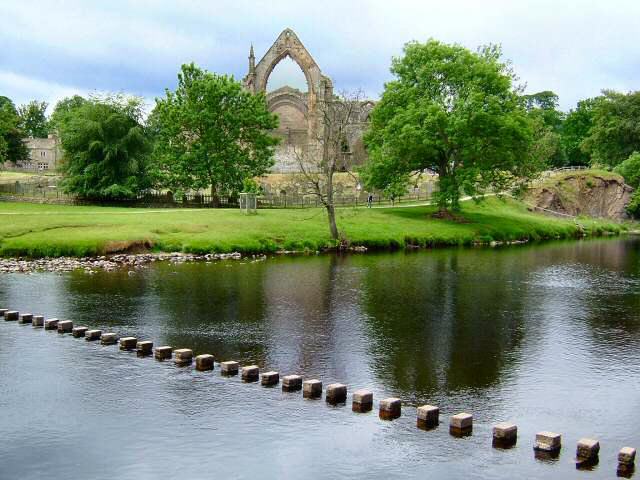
0;197;624;258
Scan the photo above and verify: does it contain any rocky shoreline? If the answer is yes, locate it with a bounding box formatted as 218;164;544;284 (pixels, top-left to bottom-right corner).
0;252;252;274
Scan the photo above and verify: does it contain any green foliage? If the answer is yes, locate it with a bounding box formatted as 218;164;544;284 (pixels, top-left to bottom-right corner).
0;96;28;164
241;178;262;194
614;152;640;188
626;189;640;218
582;90;640;167
58;94;151;200
523;91;565;167
561;98;598;166
17;100;49;138
363;40;536;211
49;95;88;133
151;63;279;201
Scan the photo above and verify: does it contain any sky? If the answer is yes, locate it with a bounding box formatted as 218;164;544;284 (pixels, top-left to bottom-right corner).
1;0;639;113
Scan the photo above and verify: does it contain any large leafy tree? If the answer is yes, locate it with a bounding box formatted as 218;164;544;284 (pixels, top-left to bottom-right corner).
582;90;640;167
59;95;151;199
363;40;535;212
561;98;599;166
152;63;279;205
523;90;565;167
18;100;49;138
49;95;88;133
0;96;28;164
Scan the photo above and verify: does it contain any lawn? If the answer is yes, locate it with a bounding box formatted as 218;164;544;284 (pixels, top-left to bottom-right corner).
0;197;624;257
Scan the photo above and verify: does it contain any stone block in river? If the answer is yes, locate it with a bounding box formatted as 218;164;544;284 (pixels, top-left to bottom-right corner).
44;318;59;330
32;315;44;327
450;413;473;436
352;389;373;413
154;346;172;360
100;332;118;345
18;313;33;324
136;341;153;356
282;374;302;391
303;379;322;399
417;405;439;429
5;311;19;321
576;438;600;460
534;431;562;453
220;361;239;376
326;383;347;404
119;337;138;351
619;447;637;465
0;309;8;317
57;320;73;333
241;365;259;382
72;326;88;338
195;354;214;371
261;371;279;386
379;397;401;420
492;423;518;448
85;329;102;341
174;349;193;366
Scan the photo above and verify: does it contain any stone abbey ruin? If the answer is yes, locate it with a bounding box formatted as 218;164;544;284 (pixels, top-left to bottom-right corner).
243;28;374;173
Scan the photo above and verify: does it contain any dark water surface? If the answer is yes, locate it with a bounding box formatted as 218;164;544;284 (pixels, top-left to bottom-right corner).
1;238;639;479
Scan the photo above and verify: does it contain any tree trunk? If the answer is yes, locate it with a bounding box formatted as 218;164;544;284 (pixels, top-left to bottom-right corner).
326;204;339;241
210;183;220;208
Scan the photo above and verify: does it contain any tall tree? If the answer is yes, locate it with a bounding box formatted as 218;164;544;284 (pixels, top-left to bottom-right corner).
292;90;367;242
561;97;598;166
0;96;28;164
49;95;88;133
363;40;536;212
18;100;49;138
582;90;640;167
152;63;279;205
523;90;565;167
59;95;150;199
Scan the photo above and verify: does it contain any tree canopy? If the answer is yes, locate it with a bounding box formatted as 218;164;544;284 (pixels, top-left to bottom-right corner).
0;96;28;164
58;95;151;199
363;40;536;211
151;63;279;203
18;100;49;138
49;95;88;133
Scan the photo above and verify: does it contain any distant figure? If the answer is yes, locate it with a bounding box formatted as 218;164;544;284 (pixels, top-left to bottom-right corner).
367;193;373;208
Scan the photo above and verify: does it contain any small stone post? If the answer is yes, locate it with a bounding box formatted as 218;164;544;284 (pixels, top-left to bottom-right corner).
261;371;279;386
241;365;259;382
5;311;19;321
303;379;322;399
379;398;402;420
18;313;33;324
352;389;373;413
282;375;302;392
119;337;138;351
72;326;88;337
57;320;73;333
534;431;562;459
617;447;636;477
174;349;193;366
154;346;172;360
220;361;239;376
44;318;59;330
85;329;102;341
136;341;153;357
493;423;518;448
0;309;8;317
195;354;215;371
417;405;439;430
32;315;44;328
100;332;118;345
326;383;347;404
450;413;473;436
575;438;600;468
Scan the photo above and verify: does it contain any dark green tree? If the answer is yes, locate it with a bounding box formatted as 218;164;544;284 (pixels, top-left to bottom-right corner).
561;98;598;166
523;91;565;167
59;95;151;199
49;95;88;133
582;90;640;167
614;151;640;218
152;63;279;205
18;100;49;138
0;96;28;164
363;40;536;212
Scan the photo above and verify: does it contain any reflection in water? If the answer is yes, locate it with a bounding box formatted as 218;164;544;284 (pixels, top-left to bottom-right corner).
1;237;639;479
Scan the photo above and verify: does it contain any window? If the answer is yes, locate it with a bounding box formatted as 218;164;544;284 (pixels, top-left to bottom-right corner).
40;151;46;157
37;162;49;170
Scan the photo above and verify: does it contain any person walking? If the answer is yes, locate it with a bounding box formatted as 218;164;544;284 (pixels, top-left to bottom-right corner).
367;193;373;208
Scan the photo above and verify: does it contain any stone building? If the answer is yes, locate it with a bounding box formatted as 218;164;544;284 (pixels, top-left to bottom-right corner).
14;134;62;171
243;28;373;173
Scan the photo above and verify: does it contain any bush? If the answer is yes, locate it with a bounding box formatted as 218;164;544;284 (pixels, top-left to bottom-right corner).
614;152;640;188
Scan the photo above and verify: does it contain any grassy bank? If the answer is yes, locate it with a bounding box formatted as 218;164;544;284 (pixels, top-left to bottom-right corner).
0;197;625;257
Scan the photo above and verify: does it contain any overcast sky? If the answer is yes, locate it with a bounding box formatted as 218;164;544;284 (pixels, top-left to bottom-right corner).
1;0;639;113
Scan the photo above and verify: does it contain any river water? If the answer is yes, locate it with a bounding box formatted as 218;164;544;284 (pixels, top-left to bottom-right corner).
1;238;639;479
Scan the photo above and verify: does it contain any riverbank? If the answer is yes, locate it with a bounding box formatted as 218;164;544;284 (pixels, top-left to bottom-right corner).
0;198;626;259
